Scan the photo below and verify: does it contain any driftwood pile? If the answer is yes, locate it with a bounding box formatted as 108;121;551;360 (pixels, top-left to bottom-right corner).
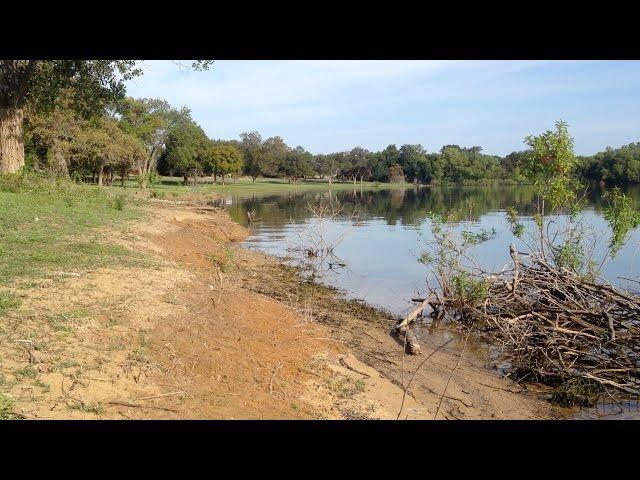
393;299;429;355
420;247;640;400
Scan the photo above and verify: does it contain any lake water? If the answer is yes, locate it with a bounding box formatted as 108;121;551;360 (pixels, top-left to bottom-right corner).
224;184;640;318
221;183;640;419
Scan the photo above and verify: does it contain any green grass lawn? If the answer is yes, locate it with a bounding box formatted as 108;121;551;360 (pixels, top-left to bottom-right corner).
114;176;413;199
0;173;409;312
0;177;146;297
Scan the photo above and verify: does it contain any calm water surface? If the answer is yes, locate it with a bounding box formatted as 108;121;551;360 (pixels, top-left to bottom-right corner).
221;184;640;419
224;184;640;317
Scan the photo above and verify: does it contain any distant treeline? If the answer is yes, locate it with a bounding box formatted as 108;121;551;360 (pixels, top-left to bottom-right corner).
576;143;640;185
22;93;640;187
216;132;640;187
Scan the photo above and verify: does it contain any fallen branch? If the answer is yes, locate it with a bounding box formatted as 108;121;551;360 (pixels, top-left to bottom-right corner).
427;249;640;401
392;298;431;355
104;401;179;413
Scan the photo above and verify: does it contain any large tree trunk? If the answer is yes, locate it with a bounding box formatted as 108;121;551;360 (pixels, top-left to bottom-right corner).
98;165;104;186
52;144;69;177
0;106;25;173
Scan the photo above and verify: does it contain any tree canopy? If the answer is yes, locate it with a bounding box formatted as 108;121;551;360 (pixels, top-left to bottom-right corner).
0;60;212;173
7;62;640;189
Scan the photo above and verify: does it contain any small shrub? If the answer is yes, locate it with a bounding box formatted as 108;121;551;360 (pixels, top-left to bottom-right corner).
112;194;126;211
14;365;37;380
34;379;51;393
0;392;16;419
332;377;366;398
451;274;488;304
147;171;160;185
70;171;84;184
552;237;585;272
603;187;640;258
70;402;104;415
506;206;525;238
0;291;20;315
0;173;24;193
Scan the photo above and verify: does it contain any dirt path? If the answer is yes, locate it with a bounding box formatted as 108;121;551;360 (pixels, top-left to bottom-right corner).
0;201;570;419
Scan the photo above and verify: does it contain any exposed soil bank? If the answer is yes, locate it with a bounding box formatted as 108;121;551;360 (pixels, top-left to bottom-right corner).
1;199;570;419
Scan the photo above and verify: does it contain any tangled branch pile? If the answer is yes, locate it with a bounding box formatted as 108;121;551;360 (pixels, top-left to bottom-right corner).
415;122;640;406
431;248;640;403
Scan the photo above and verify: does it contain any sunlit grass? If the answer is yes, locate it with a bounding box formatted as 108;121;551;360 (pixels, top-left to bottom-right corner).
113;175;412;199
0;178;146;286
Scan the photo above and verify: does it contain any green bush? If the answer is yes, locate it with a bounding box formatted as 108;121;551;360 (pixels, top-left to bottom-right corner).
0;392;16;419
0;291;20;315
112;194;126;211
0;172;79;195
451;274;488;304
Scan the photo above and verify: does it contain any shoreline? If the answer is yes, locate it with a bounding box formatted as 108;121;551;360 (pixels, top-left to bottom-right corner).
193;199;571;419
0;193;570;419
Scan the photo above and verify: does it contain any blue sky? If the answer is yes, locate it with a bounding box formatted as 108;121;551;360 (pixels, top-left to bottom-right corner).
125;60;640;156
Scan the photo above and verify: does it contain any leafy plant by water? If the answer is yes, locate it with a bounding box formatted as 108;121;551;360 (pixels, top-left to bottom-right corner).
418;121;640;405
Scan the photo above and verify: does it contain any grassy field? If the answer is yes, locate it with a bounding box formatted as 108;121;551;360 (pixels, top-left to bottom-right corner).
0;173;413;312
0;176;146;296
0;173;410;308
0;174;161;418
114;176;413;199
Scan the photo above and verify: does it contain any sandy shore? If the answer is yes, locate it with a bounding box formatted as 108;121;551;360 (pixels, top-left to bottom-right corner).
1;199;571;419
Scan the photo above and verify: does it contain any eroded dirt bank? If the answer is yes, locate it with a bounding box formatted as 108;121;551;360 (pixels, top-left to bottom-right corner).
1;200;570;419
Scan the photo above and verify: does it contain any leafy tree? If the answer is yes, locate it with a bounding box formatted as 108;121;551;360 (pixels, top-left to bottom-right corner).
576;143;640;185
279;146;313;183
239;131;263;183
523;120;579;210
24;94;85;176
388;164;405;183
602;187;640;259
117;97;191;187
346;147;370;183
262;136;289;177
399;144;428;183
0;60;212;174
71;117;145;186
204;143;243;185
517;120;581;261
160;119;208;185
0;61;141;173
441;145;468;182
315;152;344;186
502;150;529;181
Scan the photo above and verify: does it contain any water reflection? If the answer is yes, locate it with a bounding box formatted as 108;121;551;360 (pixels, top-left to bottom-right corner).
219;184;640;419
222;184;640;318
